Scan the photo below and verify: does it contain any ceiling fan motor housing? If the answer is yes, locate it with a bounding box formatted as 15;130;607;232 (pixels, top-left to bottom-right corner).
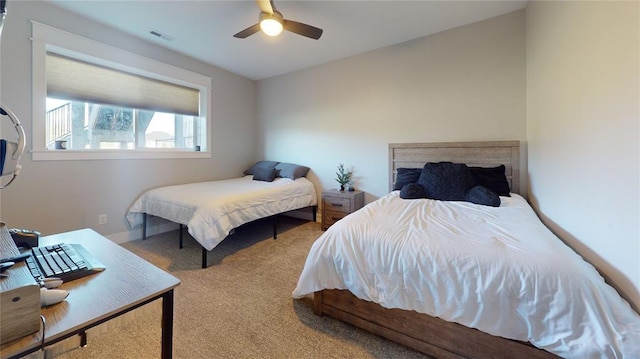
260;10;283;24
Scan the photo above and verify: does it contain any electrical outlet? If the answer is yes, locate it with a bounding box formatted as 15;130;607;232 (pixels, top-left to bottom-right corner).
98;214;108;225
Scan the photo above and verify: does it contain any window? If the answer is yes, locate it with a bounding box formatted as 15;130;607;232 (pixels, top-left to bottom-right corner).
46;99;200;150
31;21;211;160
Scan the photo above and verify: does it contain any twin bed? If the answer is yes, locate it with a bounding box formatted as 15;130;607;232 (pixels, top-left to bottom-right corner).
126;161;317;268
293;141;640;358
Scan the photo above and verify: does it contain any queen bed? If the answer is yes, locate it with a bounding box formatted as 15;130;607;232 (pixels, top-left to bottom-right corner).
292;141;640;358
127;161;317;268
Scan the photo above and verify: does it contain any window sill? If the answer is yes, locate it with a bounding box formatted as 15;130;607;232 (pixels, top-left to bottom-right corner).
31;149;211;161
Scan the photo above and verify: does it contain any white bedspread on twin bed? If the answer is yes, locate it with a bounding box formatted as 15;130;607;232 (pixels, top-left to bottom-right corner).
127;176;317;251
293;191;640;358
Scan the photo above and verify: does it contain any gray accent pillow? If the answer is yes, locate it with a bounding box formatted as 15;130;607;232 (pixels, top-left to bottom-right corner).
275;162;310;179
244;161;280;176
253;166;277;182
465;185;501;207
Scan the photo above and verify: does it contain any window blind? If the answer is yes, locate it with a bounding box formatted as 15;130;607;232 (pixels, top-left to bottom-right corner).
46;53;200;116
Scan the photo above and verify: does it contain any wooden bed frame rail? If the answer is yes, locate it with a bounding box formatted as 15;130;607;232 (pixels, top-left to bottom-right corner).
314;290;558;359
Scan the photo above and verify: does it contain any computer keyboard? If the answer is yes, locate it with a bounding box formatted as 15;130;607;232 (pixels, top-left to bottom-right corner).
26;243;106;283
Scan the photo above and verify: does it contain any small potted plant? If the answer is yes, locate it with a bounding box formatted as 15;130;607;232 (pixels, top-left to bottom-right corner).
335;163;353;191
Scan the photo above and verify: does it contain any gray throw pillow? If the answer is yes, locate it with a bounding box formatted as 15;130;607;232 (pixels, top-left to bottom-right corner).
253;166;276;182
244;161;280;175
275;162;310;179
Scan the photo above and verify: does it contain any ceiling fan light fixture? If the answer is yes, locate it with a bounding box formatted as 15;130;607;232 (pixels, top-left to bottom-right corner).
259;12;283;37
234;2;322;40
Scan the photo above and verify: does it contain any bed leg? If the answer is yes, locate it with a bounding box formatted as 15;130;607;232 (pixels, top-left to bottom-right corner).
201;247;208;268
312;206;317;222
313;291;324;316
142;213;147;240
273;215;278;239
179;224;184;249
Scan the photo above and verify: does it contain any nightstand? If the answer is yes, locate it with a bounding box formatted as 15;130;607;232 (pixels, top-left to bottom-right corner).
321;189;365;230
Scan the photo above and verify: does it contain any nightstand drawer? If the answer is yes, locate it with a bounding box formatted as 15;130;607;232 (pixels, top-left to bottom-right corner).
324;197;351;213
324;210;348;227
321;189;365;230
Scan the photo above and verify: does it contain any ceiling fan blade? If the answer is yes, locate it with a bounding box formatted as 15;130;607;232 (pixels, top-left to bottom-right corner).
233;23;261;39
283;20;323;40
256;0;273;14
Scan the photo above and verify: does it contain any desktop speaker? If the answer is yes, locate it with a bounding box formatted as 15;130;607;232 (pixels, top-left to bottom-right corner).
0;282;40;344
0;223;41;345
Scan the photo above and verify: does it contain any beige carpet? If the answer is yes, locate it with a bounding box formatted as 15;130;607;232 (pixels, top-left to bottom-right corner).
55;217;428;358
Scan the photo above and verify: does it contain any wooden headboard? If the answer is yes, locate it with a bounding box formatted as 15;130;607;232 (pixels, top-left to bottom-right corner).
389;141;521;194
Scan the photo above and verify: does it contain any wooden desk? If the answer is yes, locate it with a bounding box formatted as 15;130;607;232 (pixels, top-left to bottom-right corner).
0;228;180;358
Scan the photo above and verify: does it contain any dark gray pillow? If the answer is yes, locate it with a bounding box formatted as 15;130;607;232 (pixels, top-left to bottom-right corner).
275;162;310;179
399;183;427;200
244;161;280;175
417;162;476;201
253;166;276;182
393;168;422;191
465;185;501;207
468;165;511;197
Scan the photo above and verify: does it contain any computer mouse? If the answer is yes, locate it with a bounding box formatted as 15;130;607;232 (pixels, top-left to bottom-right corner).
42;277;63;289
40;287;69;306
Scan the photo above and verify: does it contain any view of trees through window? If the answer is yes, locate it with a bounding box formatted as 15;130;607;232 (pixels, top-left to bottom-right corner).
46;98;199;150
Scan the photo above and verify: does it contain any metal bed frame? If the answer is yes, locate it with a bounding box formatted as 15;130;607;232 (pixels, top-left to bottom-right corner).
141;206;317;268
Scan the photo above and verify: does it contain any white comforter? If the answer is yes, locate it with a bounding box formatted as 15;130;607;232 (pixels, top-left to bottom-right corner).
127;176;317;251
293;192;640;358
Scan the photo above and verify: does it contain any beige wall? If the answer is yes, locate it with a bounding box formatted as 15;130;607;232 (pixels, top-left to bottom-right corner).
526;1;639;310
257;10;526;201
0;1;257;240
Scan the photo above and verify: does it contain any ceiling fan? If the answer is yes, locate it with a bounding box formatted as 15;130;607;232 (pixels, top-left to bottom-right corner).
233;0;323;40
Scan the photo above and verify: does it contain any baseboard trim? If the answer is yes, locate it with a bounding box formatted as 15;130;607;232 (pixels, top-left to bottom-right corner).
107;222;179;244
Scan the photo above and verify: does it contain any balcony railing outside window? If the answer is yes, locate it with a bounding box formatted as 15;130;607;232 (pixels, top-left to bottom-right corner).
45;98;200;151
46;102;72;147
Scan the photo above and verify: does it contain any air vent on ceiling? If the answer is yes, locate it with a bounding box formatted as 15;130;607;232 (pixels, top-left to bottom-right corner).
149;29;175;42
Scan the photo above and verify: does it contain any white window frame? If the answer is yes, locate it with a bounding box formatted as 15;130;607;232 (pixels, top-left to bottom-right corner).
31;21;212;160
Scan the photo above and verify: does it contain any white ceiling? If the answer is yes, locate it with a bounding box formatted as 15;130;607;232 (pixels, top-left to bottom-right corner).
44;0;527;81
